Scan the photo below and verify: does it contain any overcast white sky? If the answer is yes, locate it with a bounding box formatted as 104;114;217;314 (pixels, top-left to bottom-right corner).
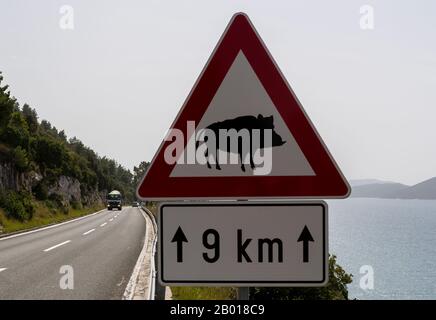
1;0;435;185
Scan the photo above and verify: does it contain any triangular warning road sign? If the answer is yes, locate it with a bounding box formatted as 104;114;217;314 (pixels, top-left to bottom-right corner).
137;13;350;200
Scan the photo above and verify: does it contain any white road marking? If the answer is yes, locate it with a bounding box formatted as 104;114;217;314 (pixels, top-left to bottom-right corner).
109;218;114;222
83;229;95;236
0;268;7;273
100;223;107;227
43;240;71;252
0;209;106;242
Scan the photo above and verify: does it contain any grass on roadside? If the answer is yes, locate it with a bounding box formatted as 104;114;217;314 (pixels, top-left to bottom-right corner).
0;202;104;234
170;287;236;300
145;202;158;215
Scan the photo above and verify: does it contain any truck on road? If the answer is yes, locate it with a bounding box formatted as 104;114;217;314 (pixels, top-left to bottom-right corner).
107;190;122;210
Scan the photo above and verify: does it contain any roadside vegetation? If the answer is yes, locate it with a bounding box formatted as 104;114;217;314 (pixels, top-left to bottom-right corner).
0;71;135;234
170;255;352;300
0;202;103;234
171;287;237;300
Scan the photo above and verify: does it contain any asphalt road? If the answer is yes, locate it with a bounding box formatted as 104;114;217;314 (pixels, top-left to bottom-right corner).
0;206;147;299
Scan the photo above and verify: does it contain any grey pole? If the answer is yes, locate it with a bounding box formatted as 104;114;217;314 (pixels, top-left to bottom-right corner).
237;287;250;300
236;199;250;301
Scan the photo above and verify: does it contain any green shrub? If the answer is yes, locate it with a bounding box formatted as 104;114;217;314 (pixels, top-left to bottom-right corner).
0;143;11;161
71;199;82;210
45;199;56;211
33;180;49;200
21;104;38;134
250;255;352;300
3;193;26;220
43;168;61;185
171;287;236;300
0;112;30;149
48;193;63;204
48;193;69;214
11;146;29;171
0;72;16;127
20;191;35;219
60;202;70;214
34;135;68;169
0;191;34;221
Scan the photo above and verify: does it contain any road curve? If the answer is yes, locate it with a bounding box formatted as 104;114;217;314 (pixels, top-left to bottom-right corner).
0;206;147;299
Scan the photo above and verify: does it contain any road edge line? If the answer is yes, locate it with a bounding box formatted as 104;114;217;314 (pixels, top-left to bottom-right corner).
0;208;106;241
43;240;71;252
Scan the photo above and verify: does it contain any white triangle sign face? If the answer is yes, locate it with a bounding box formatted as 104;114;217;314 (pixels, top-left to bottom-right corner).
170;51;315;178
137;13;350;200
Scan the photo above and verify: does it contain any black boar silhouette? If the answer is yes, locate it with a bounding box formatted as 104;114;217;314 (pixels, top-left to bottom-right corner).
197;114;286;172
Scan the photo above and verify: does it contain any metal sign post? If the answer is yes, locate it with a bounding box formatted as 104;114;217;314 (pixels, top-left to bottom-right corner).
237;287;249;300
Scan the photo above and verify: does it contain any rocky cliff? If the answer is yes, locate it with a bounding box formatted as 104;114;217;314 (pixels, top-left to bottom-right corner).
0;162;39;192
0;160;105;207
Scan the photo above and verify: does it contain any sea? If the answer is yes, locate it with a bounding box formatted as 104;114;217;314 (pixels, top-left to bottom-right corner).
328;198;436;300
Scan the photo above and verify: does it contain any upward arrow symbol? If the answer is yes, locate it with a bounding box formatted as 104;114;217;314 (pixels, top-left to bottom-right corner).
171;226;188;263
297;225;314;263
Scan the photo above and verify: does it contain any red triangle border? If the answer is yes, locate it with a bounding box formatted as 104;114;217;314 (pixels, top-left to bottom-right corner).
137;13;350;200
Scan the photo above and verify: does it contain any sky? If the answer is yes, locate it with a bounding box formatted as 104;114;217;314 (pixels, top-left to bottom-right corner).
0;0;435;186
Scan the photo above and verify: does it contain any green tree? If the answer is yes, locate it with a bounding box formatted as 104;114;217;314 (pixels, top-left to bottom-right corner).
0;190;34;221
133;161;150;187
21;104;38;134
40;119;52;131
1;112;30;149
0;72;18;128
11;146;29;171
34;135;68;169
58;129;67;141
250;255;353;300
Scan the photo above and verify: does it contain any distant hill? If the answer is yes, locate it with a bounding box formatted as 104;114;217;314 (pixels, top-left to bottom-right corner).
350;178;436;200
351;182;409;198
349;179;396;187
393;177;436;199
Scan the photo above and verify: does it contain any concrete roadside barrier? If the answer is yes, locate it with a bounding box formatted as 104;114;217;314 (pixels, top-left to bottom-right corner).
123;206;157;300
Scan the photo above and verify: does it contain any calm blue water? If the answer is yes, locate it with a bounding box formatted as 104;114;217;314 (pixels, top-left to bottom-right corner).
328;198;436;300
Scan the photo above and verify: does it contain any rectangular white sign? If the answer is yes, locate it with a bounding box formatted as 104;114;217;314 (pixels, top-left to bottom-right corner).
158;201;328;286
